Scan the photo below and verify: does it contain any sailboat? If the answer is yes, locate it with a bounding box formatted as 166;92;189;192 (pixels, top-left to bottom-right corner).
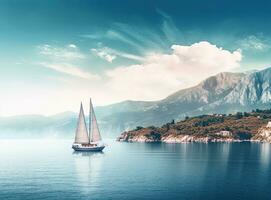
72;98;105;152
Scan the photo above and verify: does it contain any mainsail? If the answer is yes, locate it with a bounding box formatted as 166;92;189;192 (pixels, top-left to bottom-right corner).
89;99;102;143
74;103;89;144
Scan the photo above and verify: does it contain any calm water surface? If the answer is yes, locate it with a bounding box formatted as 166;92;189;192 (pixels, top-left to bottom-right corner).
0;139;271;200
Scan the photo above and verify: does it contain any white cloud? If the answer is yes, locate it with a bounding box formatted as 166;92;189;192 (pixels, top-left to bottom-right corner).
39;62;100;80
104;41;242;101
112;50;143;61
38;44;85;60
91;48;116;63
79;34;101;39
238;35;269;51
91;46;144;62
37;44;98;81
68;44;77;48
106;30;144;51
156;9;181;43
110;22;169;51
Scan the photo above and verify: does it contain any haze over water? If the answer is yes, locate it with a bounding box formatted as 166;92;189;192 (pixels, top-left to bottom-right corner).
0;139;271;200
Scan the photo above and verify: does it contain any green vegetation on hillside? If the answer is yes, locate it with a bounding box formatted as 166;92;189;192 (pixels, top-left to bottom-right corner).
121;109;271;141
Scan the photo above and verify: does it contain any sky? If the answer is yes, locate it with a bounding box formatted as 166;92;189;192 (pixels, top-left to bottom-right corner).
0;0;271;116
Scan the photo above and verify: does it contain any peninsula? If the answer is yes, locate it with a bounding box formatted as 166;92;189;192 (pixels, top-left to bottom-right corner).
117;109;271;143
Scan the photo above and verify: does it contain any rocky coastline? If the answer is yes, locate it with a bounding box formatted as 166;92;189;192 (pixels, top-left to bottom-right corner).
116;110;271;144
117;132;248;143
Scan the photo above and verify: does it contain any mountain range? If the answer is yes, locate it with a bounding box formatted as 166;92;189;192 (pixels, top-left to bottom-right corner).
1;67;271;138
96;67;271;135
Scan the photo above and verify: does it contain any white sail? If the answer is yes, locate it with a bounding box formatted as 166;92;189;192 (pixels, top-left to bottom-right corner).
74;103;89;144
89;99;102;143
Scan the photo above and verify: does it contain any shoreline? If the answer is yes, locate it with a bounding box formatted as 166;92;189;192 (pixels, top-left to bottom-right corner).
117;134;267;144
116;111;271;144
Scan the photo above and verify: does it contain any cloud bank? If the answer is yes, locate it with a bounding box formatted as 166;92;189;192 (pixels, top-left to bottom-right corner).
104;41;242;101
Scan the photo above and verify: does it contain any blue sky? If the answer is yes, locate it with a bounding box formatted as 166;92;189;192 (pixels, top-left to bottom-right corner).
0;0;271;115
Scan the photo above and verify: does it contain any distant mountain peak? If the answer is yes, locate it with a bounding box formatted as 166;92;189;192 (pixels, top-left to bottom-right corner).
200;71;245;92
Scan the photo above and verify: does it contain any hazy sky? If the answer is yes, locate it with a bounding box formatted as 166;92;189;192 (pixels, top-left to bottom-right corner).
1;0;271;116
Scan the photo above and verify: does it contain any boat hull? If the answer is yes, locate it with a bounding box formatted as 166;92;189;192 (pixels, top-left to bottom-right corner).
72;144;105;152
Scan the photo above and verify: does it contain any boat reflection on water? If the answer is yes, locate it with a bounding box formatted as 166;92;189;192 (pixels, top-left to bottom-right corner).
72;151;105;194
72;151;104;157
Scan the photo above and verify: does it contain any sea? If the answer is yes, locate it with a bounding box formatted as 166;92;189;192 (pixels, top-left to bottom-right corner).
0;139;271;200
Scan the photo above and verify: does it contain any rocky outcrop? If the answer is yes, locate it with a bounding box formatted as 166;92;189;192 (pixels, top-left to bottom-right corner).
253;126;271;142
117;129;161;143
117;134;160;143
161;135;241;143
117;133;242;143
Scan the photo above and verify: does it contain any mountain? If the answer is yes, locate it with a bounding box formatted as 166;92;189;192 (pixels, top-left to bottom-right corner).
0;112;77;138
96;67;271;136
1;67;271;138
95;71;245;131
198;67;271;113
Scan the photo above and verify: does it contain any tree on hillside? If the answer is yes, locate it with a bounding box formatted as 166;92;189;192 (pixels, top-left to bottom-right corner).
236;112;243;119
244;112;249;117
135;126;143;131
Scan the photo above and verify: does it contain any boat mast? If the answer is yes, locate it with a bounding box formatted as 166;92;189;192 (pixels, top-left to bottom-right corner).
89;98;92;144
